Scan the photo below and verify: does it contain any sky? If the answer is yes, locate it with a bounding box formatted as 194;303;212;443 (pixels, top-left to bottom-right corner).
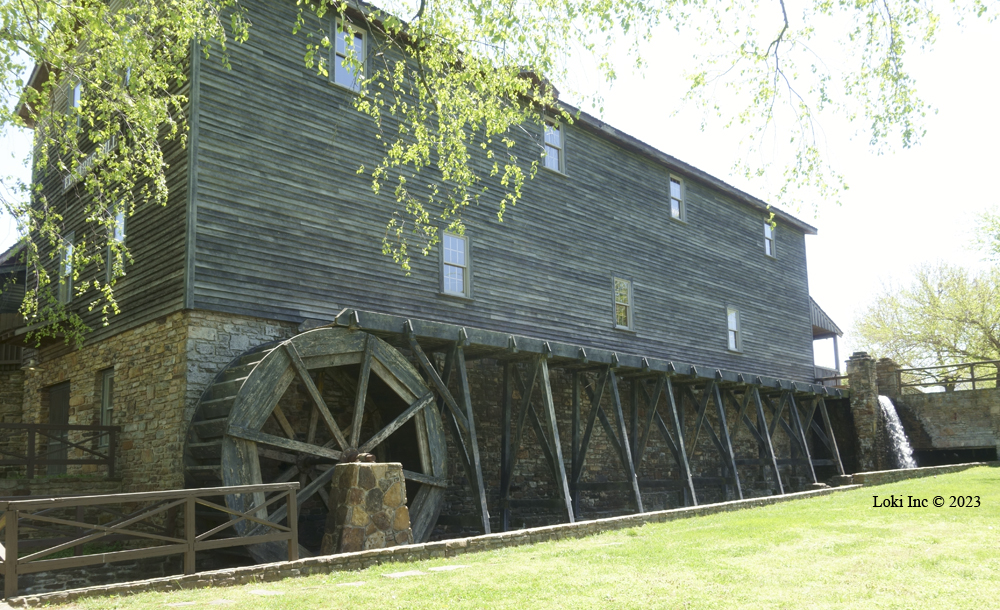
1;9;996;373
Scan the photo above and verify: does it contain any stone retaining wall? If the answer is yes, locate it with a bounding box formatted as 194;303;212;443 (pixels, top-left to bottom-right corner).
5;484;858;607
842;461;994;486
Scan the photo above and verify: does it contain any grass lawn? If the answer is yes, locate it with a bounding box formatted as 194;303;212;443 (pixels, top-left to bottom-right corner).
61;466;998;609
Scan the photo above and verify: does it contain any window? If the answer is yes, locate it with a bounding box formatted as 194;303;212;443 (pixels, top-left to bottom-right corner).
99;368;114;447
764;220;775;257
442;233;469;297
543;119;563;172
67;82;82;127
332;20;365;91
727;307;741;352
107;207;126;284
59;233;74;304
669;176;685;221
614;277;633;330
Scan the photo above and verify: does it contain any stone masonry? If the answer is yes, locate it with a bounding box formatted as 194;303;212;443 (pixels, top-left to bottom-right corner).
846;352;881;472
320;462;412;554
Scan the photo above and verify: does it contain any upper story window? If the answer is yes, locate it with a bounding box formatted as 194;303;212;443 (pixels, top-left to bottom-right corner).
764;220;775;257
442;233;470;297
332;20;365;91
107;207;126;284
669;176;685;221
727;306;741;352
69;82;82;127
59;233;74;304
614;277;633;330
543;119;563;172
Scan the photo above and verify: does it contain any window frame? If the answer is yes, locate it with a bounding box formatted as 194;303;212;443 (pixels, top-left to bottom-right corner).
58;232;74;304
613;276;634;331
542;118;565;174
99;368;114;447
726;306;741;352
764;220;776;258
69;82;82;127
440;232;472;298
668;175;686;222
107;207;126;284
330;18;366;92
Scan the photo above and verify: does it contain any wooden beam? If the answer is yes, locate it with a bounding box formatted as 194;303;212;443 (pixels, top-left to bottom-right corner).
609;371;643;513
663;377;696;506
500;362;513;531
455;345;491;534
786;392;818;483
539;357;575;522
711;382;743;500
283;342;349;451
752;387;784;494
350;335;374;448
574;367;609;484
571;371;582;518
817;398;846;476
407;334;470;433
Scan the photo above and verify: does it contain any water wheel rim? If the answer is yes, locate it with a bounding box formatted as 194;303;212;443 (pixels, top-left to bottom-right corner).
218;327;447;558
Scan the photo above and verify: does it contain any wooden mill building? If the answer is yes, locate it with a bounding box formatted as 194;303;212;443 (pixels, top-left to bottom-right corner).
1;0;847;552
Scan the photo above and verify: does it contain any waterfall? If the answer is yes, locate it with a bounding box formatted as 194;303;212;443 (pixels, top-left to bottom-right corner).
878;395;917;469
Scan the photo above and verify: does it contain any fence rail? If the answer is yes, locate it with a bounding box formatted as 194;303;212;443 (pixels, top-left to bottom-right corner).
0;423;120;478
896;360;1000;392
0;482;300;599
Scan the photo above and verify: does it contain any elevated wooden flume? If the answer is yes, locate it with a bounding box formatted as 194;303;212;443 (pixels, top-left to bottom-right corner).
183;308;846;560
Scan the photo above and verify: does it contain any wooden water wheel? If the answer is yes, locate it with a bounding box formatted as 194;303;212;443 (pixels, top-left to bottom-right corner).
183;327;448;562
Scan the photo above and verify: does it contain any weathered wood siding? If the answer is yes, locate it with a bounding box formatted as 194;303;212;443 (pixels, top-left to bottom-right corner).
28;75;190;348
191;0;816;382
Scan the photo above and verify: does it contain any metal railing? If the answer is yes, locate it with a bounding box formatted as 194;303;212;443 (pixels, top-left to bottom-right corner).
0;424;120;478
0;482;300;599
896;360;1000;392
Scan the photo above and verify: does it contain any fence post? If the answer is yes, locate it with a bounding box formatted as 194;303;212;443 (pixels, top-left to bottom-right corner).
107;427;117;478
4;508;19;599
25;432;34;480
184;495;196;575
287;489;298;562
970;364;976;390
74;505;84;556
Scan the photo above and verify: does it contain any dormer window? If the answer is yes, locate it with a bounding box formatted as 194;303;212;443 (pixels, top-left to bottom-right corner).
332;20;365;91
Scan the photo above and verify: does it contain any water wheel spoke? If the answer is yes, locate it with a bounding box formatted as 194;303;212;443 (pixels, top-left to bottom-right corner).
228;424;342;461
268;464;339;526
402;469;447;488
306;397;321;445
271;404;297;440
284;342;350;451
350;335;375;447
360;392;435;453
258;448;298;464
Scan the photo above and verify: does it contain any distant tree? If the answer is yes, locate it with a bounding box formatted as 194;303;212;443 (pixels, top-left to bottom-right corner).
853;263;1000;387
974;208;1000;262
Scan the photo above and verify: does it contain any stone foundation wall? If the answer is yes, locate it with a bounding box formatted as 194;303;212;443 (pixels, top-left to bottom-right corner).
23;312;189;492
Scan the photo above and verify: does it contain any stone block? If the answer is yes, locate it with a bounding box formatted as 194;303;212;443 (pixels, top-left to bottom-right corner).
322;462;412;556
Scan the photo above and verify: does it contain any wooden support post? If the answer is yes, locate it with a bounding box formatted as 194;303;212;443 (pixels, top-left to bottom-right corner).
786;393;818;483
574;367;609;486
609;372;643;513
455;346;491;534
664;377;697;506
571;372;582;519
629;380;639;465
818;398;846;476
184;496;196;575
4;507;18;599
752;387;784;494
712;383;743;500
287;489;299;561
500;362;512;531
538;358;575;523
